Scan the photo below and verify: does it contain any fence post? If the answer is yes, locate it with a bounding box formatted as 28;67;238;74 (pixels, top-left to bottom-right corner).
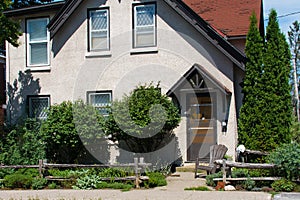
222;159;227;183
38;159;43;178
134;157;140;188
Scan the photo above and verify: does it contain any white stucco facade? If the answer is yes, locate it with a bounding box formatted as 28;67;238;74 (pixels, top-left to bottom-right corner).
6;0;245;164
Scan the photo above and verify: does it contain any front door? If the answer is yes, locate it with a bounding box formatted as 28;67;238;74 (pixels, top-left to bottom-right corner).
187;93;216;162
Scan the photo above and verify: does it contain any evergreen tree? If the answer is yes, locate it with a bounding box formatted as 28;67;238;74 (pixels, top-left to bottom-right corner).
238;13;264;149
238;10;293;151
261;9;292;150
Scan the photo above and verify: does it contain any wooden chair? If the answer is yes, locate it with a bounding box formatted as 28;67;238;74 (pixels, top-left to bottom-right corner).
194;144;228;178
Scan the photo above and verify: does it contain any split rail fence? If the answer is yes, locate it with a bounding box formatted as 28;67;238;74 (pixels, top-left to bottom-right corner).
0;157;151;188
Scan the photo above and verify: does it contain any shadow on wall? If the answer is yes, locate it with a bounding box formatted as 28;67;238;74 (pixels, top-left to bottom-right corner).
6;70;41;125
116;133;183;172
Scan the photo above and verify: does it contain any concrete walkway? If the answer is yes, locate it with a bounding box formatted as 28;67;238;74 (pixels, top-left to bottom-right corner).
0;172;272;200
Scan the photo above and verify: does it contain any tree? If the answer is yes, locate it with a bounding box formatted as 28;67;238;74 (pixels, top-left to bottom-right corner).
288;21;300;121
238;13;264;149
238;10;293;152
105;83;181;153
261;9;293;150
0;0;22;47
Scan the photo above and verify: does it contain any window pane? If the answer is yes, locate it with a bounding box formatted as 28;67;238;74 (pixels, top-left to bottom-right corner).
30;43;48;65
90;93;110;106
136;6;154;26
28;19;48;41
29;97;49;119
91;10;108;30
91;31;108;50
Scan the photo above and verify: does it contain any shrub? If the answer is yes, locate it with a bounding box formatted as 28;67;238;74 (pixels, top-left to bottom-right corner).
105;83;181;153
146;172;167;188
41;100;106;163
268;143;300;180
243;178;256;191
0;118;46;165
98;168;130;178
73;174;102;190
4;173;33;189
96;182;133;191
271;179;296;192
32;177;48;190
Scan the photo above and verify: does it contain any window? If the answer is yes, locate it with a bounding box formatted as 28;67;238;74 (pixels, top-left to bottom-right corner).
26;18;50;66
133;3;156;48
87;91;112;116
28;96;50;119
89;9;110;51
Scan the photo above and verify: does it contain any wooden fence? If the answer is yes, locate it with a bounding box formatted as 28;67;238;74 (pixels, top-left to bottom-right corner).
0;157;151;188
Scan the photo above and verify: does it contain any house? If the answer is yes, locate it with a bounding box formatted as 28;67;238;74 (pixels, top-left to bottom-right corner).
0;49;5;127
4;0;264;164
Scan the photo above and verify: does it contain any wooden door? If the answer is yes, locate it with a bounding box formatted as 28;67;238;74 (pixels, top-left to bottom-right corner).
187;93;216;162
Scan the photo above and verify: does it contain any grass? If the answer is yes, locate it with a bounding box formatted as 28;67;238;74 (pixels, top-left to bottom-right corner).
184;186;211;191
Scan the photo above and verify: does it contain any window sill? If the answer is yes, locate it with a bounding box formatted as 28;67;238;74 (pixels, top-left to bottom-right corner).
26;66;51;72
130;47;158;55
85;51;112;58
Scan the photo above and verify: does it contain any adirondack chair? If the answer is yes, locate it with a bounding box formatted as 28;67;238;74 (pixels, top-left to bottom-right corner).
194;144;228;178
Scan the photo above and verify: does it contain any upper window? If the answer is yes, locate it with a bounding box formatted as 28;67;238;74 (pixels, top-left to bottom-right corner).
87;91;112;116
28;95;50;119
26;18;50;67
89;9;110;51
133;3;156;48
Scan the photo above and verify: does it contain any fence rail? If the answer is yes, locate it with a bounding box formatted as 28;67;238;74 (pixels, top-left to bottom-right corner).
0;157;151;188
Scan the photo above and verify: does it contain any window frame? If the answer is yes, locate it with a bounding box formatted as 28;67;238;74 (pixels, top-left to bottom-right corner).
87;91;112;116
88;8;110;52
26;17;50;67
133;3;157;48
28;95;50;119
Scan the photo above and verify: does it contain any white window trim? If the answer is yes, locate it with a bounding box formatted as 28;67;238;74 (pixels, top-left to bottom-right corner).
133;3;156;48
89;9;110;51
28;96;50;119
26;18;50;68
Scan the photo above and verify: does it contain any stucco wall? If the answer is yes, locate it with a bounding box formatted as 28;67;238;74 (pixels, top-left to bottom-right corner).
7;0;242;163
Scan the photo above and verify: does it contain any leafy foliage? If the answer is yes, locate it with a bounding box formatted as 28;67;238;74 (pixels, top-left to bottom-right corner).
239;10;293;152
0;118;46;165
105;83;180;153
271;179;296;192
41;100;106;163
145;172;167;188
205;171;222;187
0;0;22;47
268;143;300;181
184;186;211;191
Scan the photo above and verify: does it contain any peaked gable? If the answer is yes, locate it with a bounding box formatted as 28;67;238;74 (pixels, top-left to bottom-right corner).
46;0;246;70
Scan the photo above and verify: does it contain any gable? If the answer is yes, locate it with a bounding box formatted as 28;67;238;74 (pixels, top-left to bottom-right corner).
45;0;246;70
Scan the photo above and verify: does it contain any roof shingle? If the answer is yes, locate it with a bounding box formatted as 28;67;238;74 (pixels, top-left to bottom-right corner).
183;0;263;37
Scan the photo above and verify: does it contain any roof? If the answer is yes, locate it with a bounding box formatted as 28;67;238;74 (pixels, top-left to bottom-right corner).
3;1;65;17
183;0;264;37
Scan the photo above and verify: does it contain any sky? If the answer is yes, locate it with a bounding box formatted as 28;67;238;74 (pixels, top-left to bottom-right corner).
264;0;300;36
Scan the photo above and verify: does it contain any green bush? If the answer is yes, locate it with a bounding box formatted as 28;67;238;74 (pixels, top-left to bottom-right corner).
32;177;48;190
146;172;167;188
73;174;102;190
4;173;33;189
268;143;300;180
0;118;46;165
98;168;130;178
243;178;256;191
105;83;180;153
271;179;296;192
96;182;133;191
41;100;106;163
48;182;58;189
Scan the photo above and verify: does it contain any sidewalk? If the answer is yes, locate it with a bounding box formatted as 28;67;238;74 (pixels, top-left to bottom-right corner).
0;172;272;200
